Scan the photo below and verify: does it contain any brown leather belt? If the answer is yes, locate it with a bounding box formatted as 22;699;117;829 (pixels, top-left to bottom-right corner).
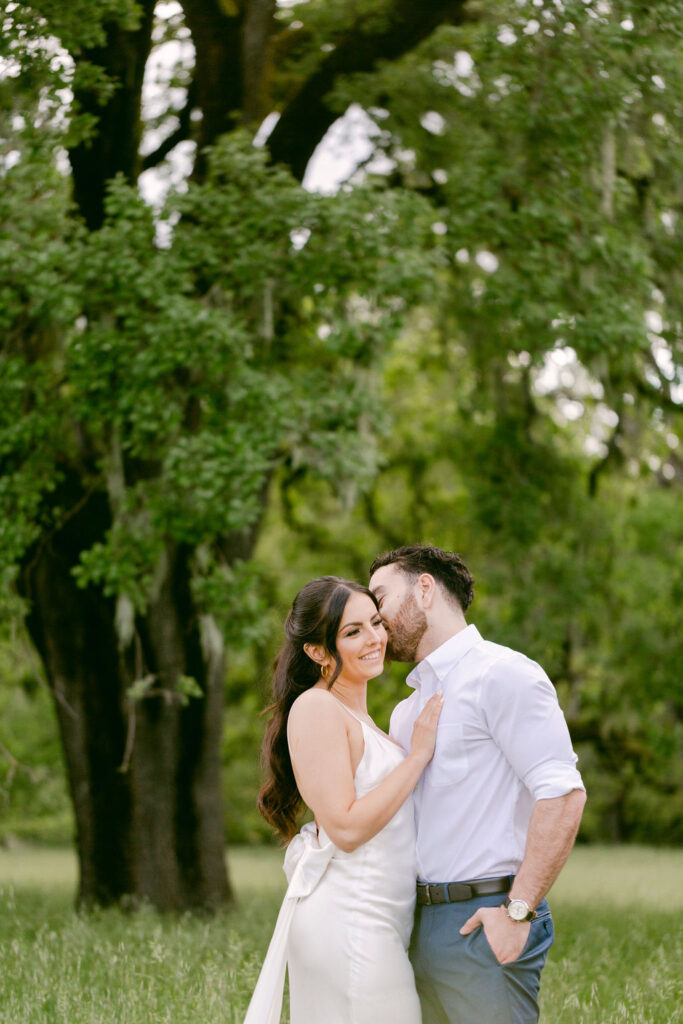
416;875;512;906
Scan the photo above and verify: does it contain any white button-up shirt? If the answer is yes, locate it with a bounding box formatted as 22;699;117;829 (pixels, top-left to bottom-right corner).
389;624;585;883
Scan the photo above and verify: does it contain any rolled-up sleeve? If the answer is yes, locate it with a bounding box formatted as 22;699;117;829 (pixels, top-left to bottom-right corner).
480;655;585;800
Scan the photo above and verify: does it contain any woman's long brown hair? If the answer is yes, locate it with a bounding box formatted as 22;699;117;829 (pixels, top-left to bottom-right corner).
258;576;379;843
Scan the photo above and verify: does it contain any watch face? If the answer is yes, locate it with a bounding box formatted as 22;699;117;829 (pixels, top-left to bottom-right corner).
507;899;529;921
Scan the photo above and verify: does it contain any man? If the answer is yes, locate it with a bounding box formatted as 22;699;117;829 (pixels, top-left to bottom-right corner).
369;545;586;1024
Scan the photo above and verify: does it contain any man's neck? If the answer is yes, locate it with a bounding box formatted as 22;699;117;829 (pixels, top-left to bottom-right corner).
416;617;468;661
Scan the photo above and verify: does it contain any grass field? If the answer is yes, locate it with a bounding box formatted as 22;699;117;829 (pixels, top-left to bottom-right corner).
0;845;681;1023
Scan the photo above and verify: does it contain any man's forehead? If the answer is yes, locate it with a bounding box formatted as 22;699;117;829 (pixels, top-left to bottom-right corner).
369;563;404;592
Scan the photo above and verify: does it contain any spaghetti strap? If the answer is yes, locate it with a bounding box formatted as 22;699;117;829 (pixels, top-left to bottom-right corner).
330;695;368;727
331;696;399;749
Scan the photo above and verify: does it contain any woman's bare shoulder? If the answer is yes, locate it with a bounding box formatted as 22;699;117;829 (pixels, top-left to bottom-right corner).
288;688;343;731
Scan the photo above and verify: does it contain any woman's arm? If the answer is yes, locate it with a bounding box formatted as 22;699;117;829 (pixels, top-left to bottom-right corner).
287;689;442;852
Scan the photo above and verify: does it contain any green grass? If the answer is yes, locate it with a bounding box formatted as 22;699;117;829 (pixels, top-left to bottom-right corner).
0;845;681;1023
543;847;683;1023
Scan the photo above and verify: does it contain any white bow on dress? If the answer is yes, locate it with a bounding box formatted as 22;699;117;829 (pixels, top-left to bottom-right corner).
242;822;335;1024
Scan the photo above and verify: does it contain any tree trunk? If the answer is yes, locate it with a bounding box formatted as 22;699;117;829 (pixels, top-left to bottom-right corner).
69;0;157;230
24;0;250;911
181;0;244;178
19;485;231;910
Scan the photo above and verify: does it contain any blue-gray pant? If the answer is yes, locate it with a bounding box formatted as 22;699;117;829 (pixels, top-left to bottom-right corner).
410;891;554;1024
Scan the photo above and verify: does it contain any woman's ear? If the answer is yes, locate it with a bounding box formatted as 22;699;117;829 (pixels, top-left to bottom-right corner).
303;643;326;665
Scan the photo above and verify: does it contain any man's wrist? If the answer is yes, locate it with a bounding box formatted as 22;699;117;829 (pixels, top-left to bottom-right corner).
503;896;537;922
508;890;537;907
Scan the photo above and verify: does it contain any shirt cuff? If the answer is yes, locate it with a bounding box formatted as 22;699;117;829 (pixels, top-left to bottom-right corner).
523;759;586;801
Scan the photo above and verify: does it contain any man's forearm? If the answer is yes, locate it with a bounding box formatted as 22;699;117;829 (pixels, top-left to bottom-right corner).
511;789;586;908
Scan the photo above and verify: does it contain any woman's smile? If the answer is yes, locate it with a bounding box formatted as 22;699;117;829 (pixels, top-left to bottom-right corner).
359;649;383;662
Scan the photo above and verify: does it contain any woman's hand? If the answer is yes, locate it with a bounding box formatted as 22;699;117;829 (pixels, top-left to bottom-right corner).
409;691;444;766
289;688;444;852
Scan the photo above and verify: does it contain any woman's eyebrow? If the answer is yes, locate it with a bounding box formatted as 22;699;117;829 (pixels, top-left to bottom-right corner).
341;615;381;629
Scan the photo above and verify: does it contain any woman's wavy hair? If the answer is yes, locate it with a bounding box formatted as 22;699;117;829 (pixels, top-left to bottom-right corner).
258;576;378;843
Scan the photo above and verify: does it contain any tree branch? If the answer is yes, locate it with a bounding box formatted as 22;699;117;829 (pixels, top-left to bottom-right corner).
180;0;244;174
267;0;472;181
638;350;681;412
69;0;157;230
587;415;623;498
241;0;277;125
141;81;198;170
362;489;405;550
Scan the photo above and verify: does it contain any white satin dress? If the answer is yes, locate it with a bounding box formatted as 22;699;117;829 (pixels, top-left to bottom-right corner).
243;700;421;1024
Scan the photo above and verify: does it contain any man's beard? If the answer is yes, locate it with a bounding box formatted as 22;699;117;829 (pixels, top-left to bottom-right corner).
385;592;428;662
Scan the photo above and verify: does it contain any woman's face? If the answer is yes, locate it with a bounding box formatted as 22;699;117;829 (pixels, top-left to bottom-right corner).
334;592;387;682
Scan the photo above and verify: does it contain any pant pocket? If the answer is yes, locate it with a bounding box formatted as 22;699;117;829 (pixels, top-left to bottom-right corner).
475;911;553;968
508;912;554;966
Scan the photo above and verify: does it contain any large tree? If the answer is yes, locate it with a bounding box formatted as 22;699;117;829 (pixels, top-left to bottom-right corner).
0;0;458;908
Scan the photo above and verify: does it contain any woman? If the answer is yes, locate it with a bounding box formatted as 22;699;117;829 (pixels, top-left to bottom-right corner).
243;576;443;1024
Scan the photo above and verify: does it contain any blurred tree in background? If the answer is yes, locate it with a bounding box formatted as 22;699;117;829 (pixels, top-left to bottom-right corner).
0;0;441;908
0;0;681;909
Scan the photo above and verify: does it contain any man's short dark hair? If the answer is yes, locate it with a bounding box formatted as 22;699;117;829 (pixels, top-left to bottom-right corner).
369;544;474;613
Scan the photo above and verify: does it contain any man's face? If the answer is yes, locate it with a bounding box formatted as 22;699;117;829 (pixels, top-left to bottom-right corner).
369;563;428;662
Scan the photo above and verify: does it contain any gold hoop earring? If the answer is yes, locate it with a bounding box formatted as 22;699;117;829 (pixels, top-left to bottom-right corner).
321;663;331;681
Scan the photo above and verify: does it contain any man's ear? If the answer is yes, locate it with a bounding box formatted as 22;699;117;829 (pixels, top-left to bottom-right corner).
417;573;437;609
303;643;326;665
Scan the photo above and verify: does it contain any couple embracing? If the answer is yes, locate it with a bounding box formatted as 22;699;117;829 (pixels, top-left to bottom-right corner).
244;545;586;1024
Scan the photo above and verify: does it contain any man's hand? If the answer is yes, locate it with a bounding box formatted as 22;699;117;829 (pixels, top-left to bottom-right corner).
459;905;530;964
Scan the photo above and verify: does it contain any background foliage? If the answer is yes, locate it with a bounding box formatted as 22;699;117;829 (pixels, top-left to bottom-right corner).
1;0;681;851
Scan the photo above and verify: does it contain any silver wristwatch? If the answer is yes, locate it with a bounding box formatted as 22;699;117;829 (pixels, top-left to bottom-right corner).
503;896;537;922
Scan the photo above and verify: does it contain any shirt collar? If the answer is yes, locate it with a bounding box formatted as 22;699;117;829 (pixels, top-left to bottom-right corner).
406;624;482;691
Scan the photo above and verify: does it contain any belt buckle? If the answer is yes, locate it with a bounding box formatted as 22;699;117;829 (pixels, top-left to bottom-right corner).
417;883;431;906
